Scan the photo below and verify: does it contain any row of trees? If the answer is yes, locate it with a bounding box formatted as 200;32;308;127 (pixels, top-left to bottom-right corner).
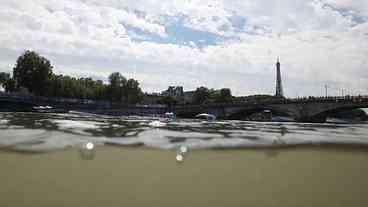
192;87;232;104
108;72;142;104
0;50;238;106
1;50;143;104
157;86;233;106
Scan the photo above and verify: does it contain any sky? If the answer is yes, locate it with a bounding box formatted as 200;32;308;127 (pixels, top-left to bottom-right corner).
0;0;367;97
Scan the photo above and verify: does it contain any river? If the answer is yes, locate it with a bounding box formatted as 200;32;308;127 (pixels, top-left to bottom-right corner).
1;112;368;152
1;112;368;207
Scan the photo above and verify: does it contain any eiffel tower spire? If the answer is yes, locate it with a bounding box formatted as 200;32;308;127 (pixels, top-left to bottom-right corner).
275;58;284;97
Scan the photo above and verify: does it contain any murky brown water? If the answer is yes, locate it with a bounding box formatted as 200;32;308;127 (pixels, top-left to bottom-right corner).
1;112;368;206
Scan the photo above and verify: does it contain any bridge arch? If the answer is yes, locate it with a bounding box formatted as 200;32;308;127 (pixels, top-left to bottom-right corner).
226;105;293;120
304;104;368;122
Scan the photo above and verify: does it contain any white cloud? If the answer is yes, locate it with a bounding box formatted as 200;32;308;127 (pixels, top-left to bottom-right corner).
0;0;367;97
324;0;368;16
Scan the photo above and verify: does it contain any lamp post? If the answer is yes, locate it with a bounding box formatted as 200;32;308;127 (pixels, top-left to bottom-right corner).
325;85;328;97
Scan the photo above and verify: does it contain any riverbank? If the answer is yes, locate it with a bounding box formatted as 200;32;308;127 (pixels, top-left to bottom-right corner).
1;145;368;207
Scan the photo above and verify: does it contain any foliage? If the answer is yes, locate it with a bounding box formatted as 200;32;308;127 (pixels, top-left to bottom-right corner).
212;88;232;103
4;78;16;92
46;75;108;100
7;50;143;104
193;87;233;104
108;72;126;102
46;73;142;103
107;72;143;104
0;72;10;85
13;50;53;95
158;96;178;106
0;72;16;92
7;50;235;106
124;78;143;104
193;87;212;104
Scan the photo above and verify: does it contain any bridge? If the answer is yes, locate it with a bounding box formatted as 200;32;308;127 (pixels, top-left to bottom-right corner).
174;96;368;122
1;92;368;122
172;59;368;122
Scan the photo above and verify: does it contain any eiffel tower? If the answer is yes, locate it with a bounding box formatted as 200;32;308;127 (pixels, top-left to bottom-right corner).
275;58;284;97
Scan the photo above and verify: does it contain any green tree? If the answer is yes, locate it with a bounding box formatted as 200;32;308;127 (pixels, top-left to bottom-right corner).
8;51;142;102
124;78;143;104
13;50;53;95
94;80;107;99
213;88;232;103
4;78;16;92
158;96;177;106
0;72;10;85
108;72;127;102
0;72;16;93
193;87;211;104
44;74;108;100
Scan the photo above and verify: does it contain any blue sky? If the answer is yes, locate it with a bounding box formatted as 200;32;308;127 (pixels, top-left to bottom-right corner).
0;0;368;96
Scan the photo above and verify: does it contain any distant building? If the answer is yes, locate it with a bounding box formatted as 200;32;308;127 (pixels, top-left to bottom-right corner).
162;86;184;97
161;86;184;103
142;87;195;105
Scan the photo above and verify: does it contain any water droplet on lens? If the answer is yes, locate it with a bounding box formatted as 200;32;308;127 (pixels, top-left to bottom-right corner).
86;142;94;150
179;145;188;154
79;142;96;160
176;154;184;163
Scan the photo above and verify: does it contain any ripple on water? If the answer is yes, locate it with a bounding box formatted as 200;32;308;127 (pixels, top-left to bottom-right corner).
0;112;368;153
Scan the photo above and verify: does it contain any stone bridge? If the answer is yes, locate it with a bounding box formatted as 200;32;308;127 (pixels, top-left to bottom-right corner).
174;96;368;122
1;92;368;122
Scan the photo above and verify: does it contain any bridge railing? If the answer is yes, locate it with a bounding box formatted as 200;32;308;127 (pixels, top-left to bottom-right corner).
174;95;368;109
288;95;368;103
2;91;368;110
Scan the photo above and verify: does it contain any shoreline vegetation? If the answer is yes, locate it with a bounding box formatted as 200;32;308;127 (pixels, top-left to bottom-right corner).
0;50;238;106
0;51;143;104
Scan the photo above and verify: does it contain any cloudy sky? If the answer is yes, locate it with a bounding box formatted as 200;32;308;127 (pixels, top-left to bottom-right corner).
0;0;367;97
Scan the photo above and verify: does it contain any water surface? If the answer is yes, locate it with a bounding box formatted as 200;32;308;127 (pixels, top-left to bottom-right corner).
1;112;368;207
0;112;368;152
